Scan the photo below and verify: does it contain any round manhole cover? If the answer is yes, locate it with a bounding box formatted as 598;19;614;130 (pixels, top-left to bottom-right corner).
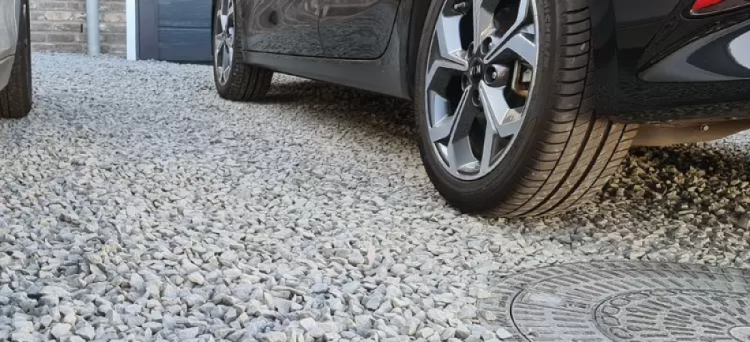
478;262;750;342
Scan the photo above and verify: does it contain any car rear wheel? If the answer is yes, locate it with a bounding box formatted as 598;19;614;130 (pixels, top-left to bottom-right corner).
212;0;272;101
0;0;32;119
415;0;638;217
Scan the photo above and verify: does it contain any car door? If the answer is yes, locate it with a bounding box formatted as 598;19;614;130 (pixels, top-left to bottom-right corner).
318;0;401;59
241;0;325;56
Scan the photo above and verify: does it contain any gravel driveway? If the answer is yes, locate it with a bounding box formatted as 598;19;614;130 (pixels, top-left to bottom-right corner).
0;53;749;342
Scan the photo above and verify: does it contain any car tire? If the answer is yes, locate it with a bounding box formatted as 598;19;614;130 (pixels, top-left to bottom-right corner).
414;0;638;217
0;0;32;119
212;0;272;101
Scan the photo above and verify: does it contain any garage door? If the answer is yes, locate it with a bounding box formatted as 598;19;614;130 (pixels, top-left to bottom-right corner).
138;0;213;62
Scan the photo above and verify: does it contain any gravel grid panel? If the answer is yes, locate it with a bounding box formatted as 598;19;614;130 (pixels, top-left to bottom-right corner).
0;53;748;342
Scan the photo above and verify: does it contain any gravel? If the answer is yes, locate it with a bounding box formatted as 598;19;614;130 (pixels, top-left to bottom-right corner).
0;53;749;341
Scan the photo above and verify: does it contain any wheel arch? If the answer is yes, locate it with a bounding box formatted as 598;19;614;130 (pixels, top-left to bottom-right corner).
405;0;433;99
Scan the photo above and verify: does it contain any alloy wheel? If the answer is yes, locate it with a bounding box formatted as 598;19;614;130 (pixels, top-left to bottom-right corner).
424;0;539;181
214;0;236;85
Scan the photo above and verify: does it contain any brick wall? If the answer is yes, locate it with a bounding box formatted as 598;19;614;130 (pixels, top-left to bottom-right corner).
29;0;127;55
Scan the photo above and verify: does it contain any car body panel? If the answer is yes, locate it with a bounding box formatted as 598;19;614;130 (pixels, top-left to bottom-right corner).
239;0;750;123
242;0;414;98
241;0;325;56
0;0;20;89
319;0;401;59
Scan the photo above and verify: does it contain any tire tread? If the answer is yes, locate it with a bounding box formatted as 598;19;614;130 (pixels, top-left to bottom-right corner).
487;0;636;217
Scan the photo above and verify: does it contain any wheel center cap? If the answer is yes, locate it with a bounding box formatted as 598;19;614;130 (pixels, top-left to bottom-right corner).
469;58;483;84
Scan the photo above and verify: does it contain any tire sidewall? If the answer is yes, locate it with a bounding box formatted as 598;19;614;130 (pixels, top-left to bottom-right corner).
414;0;561;211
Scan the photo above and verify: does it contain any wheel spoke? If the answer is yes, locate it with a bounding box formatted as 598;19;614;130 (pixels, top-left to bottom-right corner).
484;31;537;66
452;88;478;139
513;0;532;29
478;82;523;137
430;114;456;143
507;33;538;66
435;14;469;70
227;0;234;17
430;88;468;143
227;28;235;48
450;137;479;174
472;0;495;50
495;116;523;138
215;40;223;68
220;14;229;32
222;45;232;81
426;13;469;91
483;0;536;66
215;57;222;80
223;65;231;83
479;122;497;173
445;88;481;172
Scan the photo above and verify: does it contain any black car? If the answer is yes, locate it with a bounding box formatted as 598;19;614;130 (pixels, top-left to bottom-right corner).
211;0;750;217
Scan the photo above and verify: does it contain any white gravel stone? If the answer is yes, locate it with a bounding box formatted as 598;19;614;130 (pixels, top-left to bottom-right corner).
348;251;366;265
496;327;514;339
187;272;205;285
176;327;200;339
310;283;329;294
11;332;34;342
76;326;96;340
50;323;72;339
1;53;748;342
420;327;435;338
342;281;361;294
13;321;33;333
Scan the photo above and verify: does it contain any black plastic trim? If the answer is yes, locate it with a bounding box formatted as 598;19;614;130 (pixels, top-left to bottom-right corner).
242;0;416;100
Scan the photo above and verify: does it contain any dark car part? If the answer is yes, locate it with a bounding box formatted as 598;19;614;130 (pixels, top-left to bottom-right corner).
0;0;32;119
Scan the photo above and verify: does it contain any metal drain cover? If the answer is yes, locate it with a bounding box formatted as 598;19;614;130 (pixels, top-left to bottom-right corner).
478;262;750;342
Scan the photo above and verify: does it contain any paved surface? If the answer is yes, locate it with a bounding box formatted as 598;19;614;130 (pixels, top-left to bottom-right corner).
0;53;749;341
478;261;750;342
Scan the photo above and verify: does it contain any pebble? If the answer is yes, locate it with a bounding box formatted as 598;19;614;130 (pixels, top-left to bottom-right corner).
50;323;72;339
187;272;205;285
76;326;96;340
496;327;514;339
260;331;287;342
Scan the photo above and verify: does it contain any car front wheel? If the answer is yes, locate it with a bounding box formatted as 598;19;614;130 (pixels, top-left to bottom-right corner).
212;0;273;101
414;0;638;217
